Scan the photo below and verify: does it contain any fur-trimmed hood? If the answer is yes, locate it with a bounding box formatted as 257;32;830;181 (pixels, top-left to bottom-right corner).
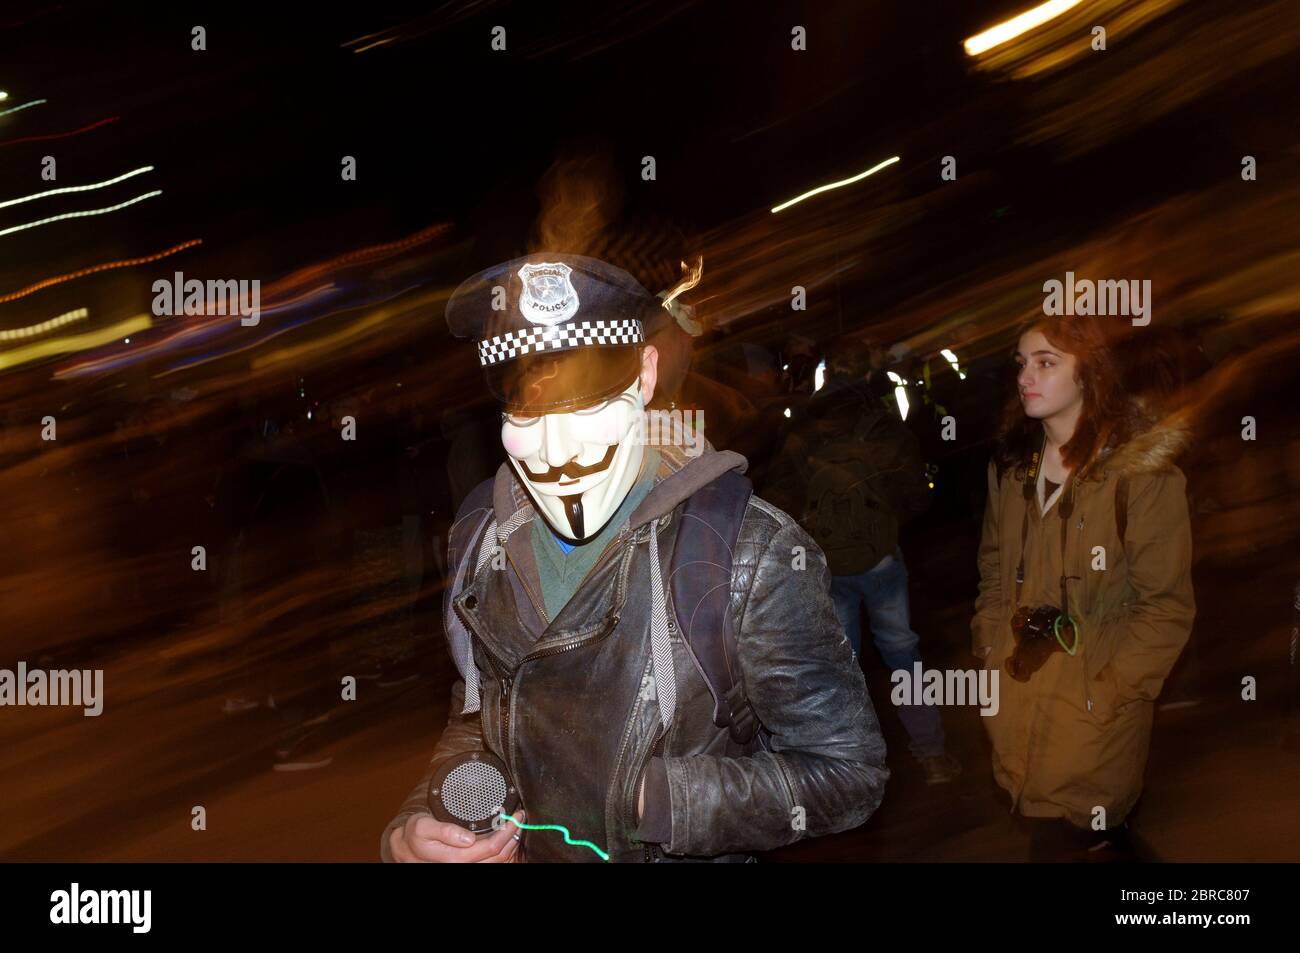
1006;398;1193;485
1086;402;1192;481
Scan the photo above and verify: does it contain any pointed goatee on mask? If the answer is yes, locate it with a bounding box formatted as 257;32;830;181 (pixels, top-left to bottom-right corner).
500;376;647;543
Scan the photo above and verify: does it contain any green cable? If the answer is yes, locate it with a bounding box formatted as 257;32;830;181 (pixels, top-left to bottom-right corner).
497;811;610;862
1053;612;1080;655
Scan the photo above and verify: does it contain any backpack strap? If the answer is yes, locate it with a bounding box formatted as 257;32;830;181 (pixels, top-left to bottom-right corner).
669;468;771;749
443;479;496;714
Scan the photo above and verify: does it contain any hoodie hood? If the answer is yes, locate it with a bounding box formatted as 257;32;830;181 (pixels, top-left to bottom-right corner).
628;439;748;528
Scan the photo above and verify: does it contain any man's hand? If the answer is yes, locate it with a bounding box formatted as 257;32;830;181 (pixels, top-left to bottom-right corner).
389;810;526;863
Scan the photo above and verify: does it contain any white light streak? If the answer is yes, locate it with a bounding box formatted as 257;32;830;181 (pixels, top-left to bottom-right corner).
0;166;155;210
0;190;162;240
0;98;46;118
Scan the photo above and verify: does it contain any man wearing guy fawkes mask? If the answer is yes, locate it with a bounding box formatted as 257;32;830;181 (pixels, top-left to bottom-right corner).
381;253;888;863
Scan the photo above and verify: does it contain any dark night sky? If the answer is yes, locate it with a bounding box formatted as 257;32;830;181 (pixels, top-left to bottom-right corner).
0;0;1292;349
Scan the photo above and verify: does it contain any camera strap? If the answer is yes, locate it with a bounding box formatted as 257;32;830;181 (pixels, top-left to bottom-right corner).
1013;430;1079;621
1013;432;1045;608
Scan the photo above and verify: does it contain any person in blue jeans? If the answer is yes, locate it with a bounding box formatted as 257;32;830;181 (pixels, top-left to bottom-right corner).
830;546;959;783
761;339;961;785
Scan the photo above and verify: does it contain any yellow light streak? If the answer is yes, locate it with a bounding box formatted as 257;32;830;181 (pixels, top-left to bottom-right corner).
771;157;900;213
963;0;1084;56
0;308;89;341
0;314;151;371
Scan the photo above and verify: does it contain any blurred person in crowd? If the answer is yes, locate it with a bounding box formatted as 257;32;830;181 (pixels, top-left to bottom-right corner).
761;337;960;785
781;334;819;397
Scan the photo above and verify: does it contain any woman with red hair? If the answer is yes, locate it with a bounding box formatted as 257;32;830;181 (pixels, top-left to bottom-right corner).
972;314;1195;860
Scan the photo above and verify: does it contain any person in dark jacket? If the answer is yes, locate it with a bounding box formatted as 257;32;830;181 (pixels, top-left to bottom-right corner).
761;339;961;785
381;254;888;862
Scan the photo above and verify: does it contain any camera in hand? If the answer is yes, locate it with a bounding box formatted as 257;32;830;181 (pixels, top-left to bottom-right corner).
1005;605;1076;682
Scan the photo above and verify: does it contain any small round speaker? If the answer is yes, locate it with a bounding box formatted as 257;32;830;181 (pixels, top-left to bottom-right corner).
427;750;520;834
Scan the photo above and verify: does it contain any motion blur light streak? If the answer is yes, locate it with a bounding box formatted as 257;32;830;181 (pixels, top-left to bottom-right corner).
256;222;449;300
770;156;901;213
353;37;395;53
0;308;89;342
0;190;162;239
966;0;1187;80
963;0;1083;56
56;223;450;381
0;165;155;210
0;98;46;118
248;285;421;372
56;284;338;380
0;239;203;304
0;114;119;147
660;256;703;309
0;314;151;371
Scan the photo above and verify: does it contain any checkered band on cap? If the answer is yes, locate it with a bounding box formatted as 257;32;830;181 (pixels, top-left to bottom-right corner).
477;318;644;367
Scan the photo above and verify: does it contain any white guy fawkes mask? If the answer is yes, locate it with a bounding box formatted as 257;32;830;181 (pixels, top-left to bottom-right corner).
501;376;647;543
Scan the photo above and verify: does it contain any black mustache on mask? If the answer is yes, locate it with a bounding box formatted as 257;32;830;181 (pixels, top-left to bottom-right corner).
517;442;618;483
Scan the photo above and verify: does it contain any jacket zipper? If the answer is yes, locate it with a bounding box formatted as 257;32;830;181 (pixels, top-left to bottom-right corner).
1071;504;1105;716
458;599;622;788
455;599;516;775
641;732;666;862
491;525;624;760
1075;511;1096;713
526;611;621;662
468;514;657;856
503;547;550;627
772;752;798;812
